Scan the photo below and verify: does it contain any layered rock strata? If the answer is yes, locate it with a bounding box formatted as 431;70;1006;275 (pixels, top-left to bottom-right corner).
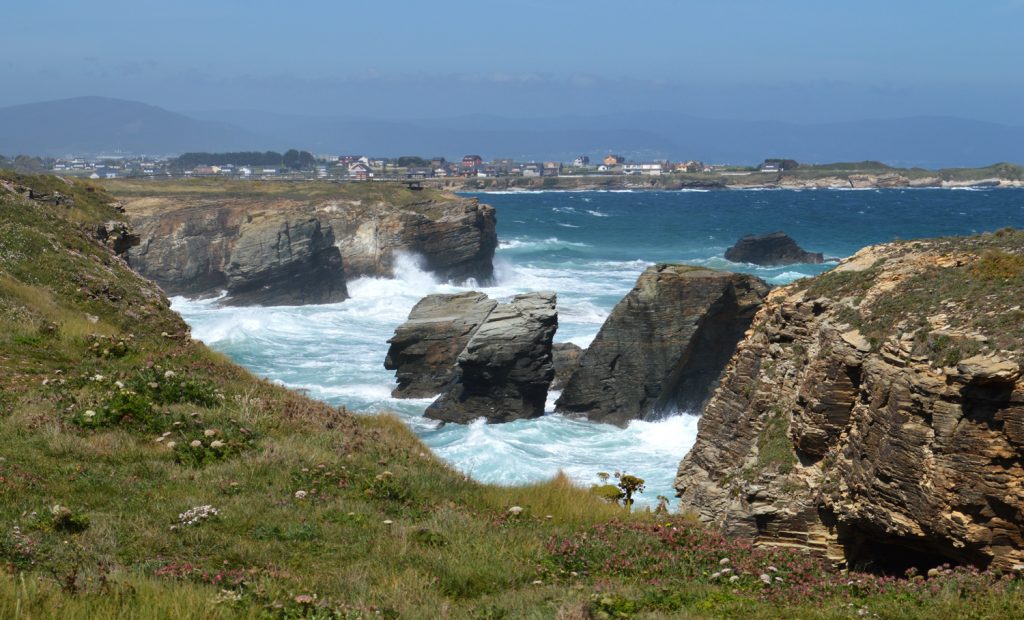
675;232;1024;572
384;292;498;398
725;232;824;266
556;264;769;426
121;186;496;304
425;292;558;424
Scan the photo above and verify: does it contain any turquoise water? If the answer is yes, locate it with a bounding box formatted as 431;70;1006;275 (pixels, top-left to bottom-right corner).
173;188;1024;506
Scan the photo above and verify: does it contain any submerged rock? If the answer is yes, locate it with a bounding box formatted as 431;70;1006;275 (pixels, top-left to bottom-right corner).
724;231;824;266
384;292;498;398
426;292;558;424
555;264;769;426
675;233;1024;572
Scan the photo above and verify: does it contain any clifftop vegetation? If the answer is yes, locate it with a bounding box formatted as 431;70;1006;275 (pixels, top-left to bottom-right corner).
1;173;1022;617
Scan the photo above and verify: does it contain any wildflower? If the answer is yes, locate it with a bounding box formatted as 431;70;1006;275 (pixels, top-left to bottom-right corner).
294;490;308;499
114;380;125;389
204;429;217;437
189;440;202;448
92;374;104;381
164;370;176;379
148;382;159;389
759;573;772;585
719;557;731;566
83;410;96;419
210;440;225;449
508;506;524;516
382;519;393;525
166;441;176;449
293;594;315;605
177;505;219;527
729;575;740;583
532;580;543;585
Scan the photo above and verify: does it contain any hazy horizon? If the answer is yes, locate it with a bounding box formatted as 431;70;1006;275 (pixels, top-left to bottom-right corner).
3;0;1023;126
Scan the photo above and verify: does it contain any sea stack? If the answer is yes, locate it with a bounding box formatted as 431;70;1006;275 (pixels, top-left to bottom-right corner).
724;231;824;266
426;292;558;424
555;264;769;426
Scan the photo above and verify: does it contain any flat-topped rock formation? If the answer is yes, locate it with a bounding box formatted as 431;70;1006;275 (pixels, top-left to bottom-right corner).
426;292;558;424
555;264;769;426
675;231;1024;572
114;181;496;305
725;232;824;266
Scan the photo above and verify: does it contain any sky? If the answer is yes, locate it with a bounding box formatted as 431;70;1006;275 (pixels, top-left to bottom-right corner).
3;0;1024;124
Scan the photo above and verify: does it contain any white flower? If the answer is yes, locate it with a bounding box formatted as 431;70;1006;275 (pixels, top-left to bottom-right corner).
83;410;96;419
203;429;217;437
176;505;219;527
759;573;772;585
164;370;176;379
114;380;125;389
729;575;740;583
294;490;308;499
719;557;731;566
508;506;523;516
189;440;202;448
166;441;177;449
210;440;225;449
92;374;104;382
382;519;393;525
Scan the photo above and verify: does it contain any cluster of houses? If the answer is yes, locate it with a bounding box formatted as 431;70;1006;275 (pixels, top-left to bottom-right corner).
44;153;765;182
338;153;715;181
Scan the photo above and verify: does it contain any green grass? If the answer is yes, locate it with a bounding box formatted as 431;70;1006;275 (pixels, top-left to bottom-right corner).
101;177;450;207
2;172;1023;618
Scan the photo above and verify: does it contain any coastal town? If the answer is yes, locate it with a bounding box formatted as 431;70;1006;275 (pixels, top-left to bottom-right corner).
2;150;777;181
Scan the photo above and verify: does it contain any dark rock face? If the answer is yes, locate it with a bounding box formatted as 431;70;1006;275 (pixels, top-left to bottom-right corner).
555;265;769;426
551;342;584;391
725;232;824;266
223;215;348;306
384;292;498;398
94;220;140;256
426;292;558;424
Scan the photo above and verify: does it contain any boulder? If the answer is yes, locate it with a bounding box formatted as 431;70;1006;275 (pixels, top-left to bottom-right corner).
724;231;824;266
426;292;558;424
551;342;583;391
556;265;769;426
223;215;347;306
384;292;498;398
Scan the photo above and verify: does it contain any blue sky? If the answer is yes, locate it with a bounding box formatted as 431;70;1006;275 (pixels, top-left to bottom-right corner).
3;0;1023;123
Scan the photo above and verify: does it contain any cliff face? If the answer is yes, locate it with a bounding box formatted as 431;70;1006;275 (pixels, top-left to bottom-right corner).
556;265;769;426
675;232;1024;572
119;183;496;304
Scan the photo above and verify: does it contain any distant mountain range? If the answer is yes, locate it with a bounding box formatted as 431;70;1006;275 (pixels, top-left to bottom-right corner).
2;96;1023;168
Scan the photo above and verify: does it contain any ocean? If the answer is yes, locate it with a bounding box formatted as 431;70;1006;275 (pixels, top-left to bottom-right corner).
172;188;1024;507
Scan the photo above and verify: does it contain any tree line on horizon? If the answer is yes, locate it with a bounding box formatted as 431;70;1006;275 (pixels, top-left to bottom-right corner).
172;149;316;170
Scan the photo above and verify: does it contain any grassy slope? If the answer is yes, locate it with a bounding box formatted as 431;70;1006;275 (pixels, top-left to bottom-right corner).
102;178;452;207
1;173;1022;618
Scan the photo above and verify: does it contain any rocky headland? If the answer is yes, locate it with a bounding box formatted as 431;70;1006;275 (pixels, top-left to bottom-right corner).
675;230;1024;572
111;180;497;305
555;264;769;426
